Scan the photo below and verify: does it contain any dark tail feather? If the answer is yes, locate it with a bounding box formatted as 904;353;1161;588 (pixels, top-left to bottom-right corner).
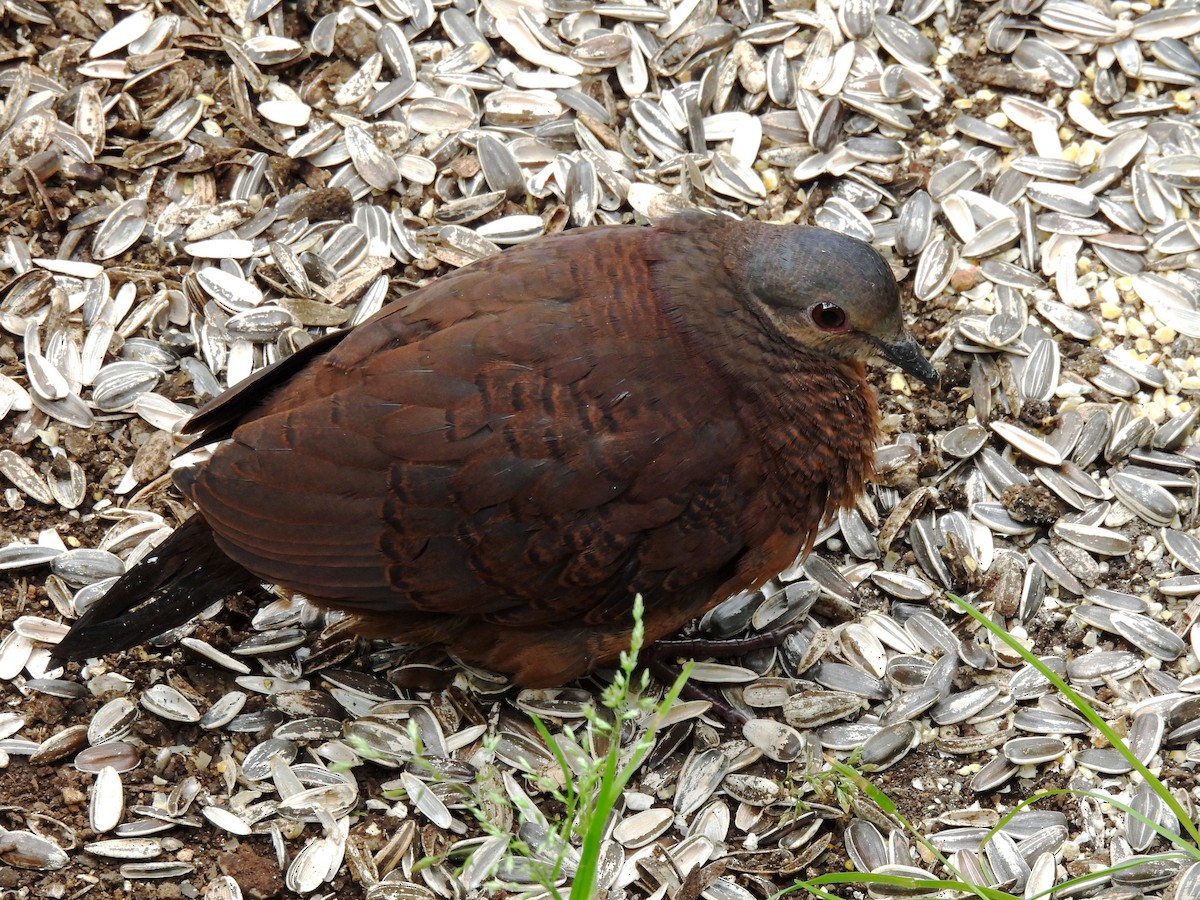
51;514;260;663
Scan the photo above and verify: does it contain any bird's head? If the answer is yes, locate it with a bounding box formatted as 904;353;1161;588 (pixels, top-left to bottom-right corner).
729;221;938;386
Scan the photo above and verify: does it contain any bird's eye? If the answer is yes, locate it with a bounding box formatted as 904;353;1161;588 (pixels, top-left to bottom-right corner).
810;301;848;332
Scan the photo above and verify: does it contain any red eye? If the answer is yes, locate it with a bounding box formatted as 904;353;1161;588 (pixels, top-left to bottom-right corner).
810;301;848;332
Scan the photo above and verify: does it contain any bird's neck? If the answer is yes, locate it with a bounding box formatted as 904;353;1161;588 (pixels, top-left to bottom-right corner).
749;347;878;503
646;223;879;517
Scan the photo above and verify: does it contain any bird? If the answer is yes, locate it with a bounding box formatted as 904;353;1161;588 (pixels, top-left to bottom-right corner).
53;211;937;686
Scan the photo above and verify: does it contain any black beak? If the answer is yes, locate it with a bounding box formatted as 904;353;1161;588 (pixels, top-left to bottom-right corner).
879;333;938;386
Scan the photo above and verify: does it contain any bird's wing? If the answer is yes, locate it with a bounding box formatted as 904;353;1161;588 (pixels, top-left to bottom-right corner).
182;326;353;450
182;226;776;629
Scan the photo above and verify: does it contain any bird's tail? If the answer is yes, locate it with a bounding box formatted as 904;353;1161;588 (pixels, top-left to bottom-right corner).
51;514;261;663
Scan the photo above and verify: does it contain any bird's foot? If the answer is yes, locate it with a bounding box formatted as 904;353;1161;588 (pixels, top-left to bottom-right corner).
649;619;806;659
644;656;745;726
646;621;807;726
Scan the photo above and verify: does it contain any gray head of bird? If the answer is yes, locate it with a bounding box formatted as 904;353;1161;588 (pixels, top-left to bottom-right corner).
732;222;939;386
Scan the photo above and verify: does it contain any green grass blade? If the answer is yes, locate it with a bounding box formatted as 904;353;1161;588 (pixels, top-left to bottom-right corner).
979;787;1197;860
950;592;1200;850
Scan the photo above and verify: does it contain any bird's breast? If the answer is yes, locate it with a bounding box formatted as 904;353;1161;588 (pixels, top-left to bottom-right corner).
742;362;877;521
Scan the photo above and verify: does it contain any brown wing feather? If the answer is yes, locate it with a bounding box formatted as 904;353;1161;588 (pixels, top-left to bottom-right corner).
185;227;756;626
183;327;353;450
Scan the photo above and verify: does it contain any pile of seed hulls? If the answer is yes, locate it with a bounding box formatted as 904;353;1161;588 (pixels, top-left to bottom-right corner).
0;0;1199;897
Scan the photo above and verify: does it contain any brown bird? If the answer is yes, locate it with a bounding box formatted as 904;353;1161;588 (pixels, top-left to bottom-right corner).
53;212;936;685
